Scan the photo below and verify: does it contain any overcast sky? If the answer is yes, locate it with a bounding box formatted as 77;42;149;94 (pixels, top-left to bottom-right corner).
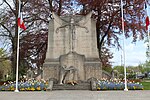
110;37;147;67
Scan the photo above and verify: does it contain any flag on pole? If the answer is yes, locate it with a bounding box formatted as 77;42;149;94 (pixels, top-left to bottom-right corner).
15;0;25;92
145;1;149;30
146;16;149;30
18;14;26;30
17;1;26;30
120;0;128;91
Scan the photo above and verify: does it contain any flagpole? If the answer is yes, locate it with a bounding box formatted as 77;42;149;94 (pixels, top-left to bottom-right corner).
121;0;128;91
14;0;21;92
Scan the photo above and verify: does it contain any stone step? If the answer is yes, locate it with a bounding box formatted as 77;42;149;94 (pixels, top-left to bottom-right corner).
52;83;91;90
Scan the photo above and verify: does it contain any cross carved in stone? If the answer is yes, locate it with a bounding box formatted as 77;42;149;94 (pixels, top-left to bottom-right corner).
56;16;89;52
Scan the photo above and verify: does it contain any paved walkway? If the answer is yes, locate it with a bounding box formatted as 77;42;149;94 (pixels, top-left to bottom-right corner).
0;90;150;100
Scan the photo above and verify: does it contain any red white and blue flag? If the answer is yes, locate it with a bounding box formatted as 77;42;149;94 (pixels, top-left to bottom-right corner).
18;13;26;30
17;0;26;30
145;1;149;30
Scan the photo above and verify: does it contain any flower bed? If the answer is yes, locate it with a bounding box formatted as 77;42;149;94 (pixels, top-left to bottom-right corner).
96;80;144;90
0;79;48;91
0;79;144;91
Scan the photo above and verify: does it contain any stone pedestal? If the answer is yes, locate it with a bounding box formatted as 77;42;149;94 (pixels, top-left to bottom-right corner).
43;56;102;81
43;59;59;80
84;58;102;80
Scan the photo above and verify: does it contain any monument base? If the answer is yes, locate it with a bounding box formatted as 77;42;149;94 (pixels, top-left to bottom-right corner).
46;77;98;91
84;58;102;80
43;52;102;82
43;58;60;81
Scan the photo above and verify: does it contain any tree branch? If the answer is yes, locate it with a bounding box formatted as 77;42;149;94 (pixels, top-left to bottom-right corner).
4;0;16;15
0;23;12;37
99;20;113;58
0;0;4;6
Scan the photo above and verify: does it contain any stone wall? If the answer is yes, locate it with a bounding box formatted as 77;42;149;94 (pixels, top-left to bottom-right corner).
84;59;102;80
43;59;59;80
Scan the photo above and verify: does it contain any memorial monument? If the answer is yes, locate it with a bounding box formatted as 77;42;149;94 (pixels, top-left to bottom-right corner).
43;12;102;89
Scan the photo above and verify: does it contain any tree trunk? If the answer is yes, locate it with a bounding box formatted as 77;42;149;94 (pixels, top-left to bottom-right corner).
11;42;17;80
57;0;62;16
96;10;101;58
48;0;53;12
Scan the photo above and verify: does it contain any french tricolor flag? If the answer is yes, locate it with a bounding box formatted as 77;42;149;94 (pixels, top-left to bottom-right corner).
145;1;149;30
18;0;26;30
18;13;26;30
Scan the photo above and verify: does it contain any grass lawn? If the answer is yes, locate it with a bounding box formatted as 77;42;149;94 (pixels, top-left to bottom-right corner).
140;82;150;90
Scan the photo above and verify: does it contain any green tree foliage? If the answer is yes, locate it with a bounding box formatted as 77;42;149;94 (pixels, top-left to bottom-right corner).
139;62;150;73
113;65;124;74
0;48;11;81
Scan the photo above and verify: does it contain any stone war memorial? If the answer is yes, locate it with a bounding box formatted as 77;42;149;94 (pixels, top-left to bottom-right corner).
43;12;102;90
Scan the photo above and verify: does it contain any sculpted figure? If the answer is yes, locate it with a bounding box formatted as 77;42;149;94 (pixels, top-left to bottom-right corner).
59;65;78;85
55;13;89;52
